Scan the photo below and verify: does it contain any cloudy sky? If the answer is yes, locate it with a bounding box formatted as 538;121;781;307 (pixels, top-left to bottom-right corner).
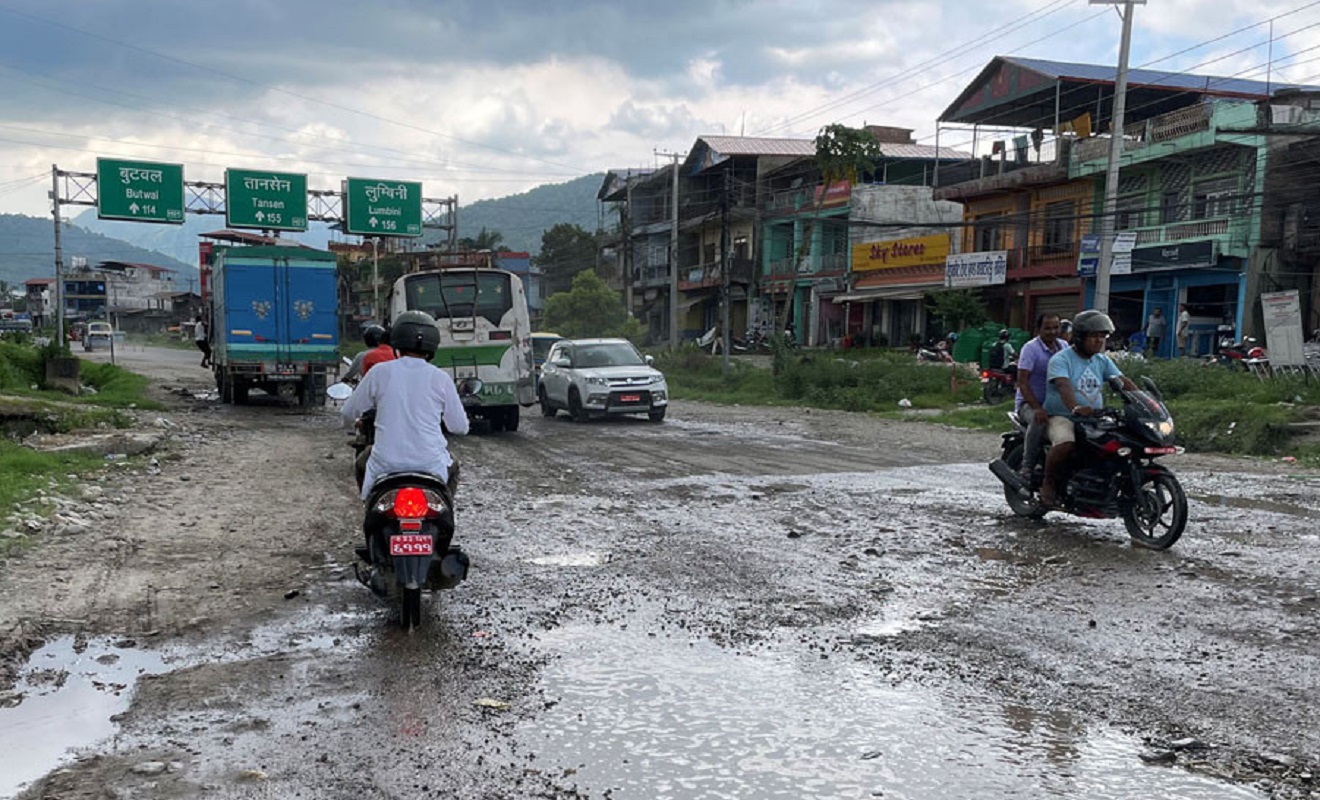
1;0;1318;220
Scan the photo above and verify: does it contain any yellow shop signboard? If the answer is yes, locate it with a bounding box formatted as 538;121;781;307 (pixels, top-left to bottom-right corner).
852;234;950;272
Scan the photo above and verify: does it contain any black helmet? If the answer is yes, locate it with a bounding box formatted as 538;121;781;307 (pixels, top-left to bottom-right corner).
998;329;1010;340
1072;309;1115;336
363;324;388;348
1060;318;1073;333
389;310;441;359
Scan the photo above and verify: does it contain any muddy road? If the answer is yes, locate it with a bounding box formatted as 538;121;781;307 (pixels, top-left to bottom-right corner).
2;345;1318;799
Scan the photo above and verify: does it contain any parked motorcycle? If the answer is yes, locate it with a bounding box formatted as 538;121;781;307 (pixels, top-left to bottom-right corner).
917;340;953;364
327;377;483;629
1206;336;1268;373
988;375;1188;550
980;361;1016;405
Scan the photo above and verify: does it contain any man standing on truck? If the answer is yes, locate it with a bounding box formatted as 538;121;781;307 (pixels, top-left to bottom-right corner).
341;311;470;500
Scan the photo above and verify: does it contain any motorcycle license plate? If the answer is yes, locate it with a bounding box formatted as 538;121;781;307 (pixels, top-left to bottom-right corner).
620;394;641;403
389;534;433;556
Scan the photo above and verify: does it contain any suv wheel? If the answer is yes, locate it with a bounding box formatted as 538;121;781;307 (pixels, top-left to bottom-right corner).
568;389;589;423
539;387;556;418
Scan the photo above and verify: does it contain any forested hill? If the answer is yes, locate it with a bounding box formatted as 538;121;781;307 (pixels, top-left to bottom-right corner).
0;213;197;288
427;173;606;254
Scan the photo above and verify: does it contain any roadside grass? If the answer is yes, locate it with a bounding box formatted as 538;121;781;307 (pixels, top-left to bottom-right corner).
0;441;104;553
0;340;163;413
656;345;1320;459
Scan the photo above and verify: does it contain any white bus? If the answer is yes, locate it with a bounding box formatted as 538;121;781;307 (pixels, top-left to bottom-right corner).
388;266;534;432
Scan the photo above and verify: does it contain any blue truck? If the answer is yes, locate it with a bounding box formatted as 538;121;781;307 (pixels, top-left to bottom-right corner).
206;244;339;406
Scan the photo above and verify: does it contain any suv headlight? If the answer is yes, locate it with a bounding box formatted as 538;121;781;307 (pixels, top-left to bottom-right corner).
586;375;609;386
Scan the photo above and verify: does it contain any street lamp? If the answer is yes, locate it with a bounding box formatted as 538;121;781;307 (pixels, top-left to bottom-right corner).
1091;0;1145;314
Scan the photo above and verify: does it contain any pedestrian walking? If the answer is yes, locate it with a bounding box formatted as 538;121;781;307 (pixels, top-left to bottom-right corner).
1145;307;1166;356
1175;304;1190;356
194;314;212;368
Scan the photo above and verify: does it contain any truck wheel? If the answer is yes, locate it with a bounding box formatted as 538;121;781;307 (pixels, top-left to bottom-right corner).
220;373;234;404
232;378;249;404
504;406;520;432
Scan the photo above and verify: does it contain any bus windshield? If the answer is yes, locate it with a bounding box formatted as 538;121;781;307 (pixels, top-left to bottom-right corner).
404;271;513;325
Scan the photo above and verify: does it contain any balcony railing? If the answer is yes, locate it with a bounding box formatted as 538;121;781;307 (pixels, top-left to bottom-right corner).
1131;217;1231;246
1073;104;1214;165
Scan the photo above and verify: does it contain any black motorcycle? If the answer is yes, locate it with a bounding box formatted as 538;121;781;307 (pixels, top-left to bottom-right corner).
328;377;482;629
989;376;1188;550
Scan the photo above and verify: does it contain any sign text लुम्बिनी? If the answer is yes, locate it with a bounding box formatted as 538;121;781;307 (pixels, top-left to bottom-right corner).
364;183;409;203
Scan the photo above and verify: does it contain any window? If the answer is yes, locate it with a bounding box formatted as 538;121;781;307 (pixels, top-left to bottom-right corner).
1161;191;1182;225
1116;194;1145;230
703;242;717;264
404;271;513;325
1043;201;1074;254
974;212;1005;251
1193;176;1239;219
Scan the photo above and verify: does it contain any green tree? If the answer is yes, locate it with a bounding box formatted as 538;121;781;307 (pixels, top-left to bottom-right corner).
925;288;990;334
537;223;600;297
456;227;508;252
542;270;642;341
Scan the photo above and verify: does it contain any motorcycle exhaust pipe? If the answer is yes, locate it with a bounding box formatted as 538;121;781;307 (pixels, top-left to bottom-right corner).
989;458;1031;499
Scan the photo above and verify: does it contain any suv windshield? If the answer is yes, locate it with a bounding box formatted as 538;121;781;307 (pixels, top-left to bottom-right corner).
573;342;644;368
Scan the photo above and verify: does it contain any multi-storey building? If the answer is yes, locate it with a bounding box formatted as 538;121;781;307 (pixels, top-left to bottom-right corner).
935;56;1318;353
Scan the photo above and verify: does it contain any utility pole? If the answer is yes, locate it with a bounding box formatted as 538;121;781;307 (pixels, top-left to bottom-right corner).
1092;0;1143;314
720;165;732;376
371;237;380;321
668;153;681;349
50;164;65;348
624;179;634;316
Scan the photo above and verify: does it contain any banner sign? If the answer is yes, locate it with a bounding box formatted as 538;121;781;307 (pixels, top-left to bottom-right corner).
1131;240;1216;272
1261;290;1306;367
1077;233;1100;277
945;251;1007;287
852;234;950;272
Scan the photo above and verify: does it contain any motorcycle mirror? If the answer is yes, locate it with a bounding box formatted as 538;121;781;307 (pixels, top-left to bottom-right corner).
342;356;353;367
459;378;483;396
325;382;353;401
1140;375;1163;401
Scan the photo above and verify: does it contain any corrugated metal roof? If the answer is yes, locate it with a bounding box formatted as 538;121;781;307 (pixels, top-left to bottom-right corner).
1003;55;1320;97
696;136;970;162
697;136;817;157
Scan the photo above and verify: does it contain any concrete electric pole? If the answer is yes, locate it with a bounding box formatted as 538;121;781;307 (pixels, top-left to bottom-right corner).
1092;0;1143;315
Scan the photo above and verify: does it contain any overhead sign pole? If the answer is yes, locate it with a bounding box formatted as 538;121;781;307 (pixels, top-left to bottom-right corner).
1091;0;1144;315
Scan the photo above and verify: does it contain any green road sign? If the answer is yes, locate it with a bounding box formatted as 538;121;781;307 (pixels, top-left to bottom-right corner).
344;177;423;237
96;158;185;223
225;169;308;231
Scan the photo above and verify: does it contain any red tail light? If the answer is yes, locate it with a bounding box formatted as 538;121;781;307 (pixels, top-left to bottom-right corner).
981;370;990;379
393;487;430;518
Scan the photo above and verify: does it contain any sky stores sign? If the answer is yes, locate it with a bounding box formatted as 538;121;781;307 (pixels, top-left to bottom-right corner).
852;234;950;272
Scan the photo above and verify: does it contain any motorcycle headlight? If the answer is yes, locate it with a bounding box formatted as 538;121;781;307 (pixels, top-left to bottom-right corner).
1145;419;1174;437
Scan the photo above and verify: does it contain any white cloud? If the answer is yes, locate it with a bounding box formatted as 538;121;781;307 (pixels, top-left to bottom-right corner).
2;0;1319;220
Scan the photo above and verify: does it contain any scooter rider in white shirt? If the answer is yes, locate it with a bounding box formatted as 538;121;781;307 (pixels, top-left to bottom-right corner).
341;310;470;501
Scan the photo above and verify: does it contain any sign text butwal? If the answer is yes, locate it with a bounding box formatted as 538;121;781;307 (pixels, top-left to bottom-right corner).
96;158;184;223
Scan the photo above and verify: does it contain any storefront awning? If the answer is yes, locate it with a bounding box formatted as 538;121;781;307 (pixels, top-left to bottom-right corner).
833;285;936;303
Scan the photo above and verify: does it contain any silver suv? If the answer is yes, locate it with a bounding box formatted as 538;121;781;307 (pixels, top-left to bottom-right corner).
538;338;668;423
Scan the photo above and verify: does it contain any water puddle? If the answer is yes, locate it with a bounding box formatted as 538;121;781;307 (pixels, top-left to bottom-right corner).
0;605;370;799
530;552;612;567
1186;492;1320;519
520;620;1262;799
